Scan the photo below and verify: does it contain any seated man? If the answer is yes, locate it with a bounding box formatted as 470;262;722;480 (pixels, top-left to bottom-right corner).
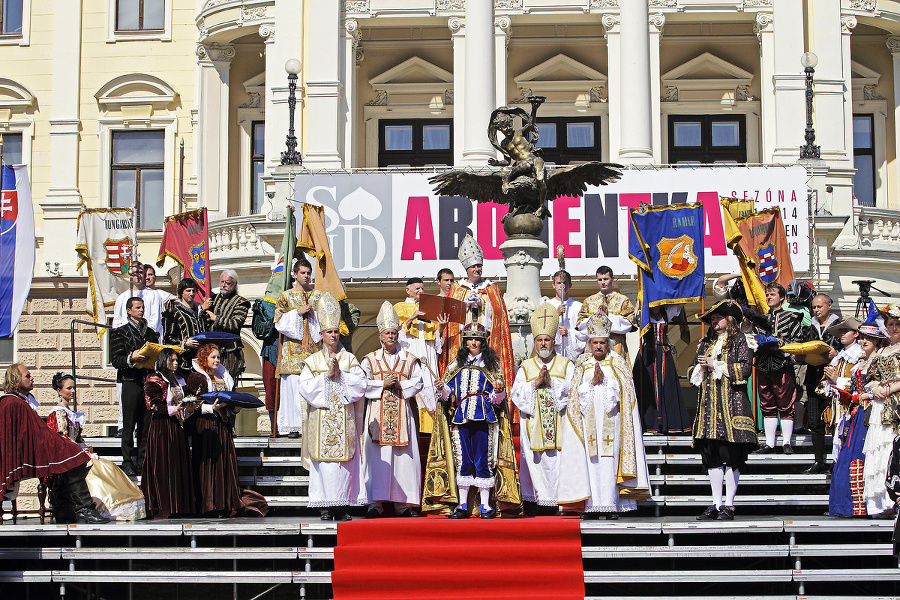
0;364;109;523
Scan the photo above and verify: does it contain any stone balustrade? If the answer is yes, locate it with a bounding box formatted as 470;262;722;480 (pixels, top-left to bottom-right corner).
855;206;900;251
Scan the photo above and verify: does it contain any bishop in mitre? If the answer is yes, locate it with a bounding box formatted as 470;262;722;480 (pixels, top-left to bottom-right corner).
510;303;575;511
296;291;368;521
558;310;651;517
361;301;428;518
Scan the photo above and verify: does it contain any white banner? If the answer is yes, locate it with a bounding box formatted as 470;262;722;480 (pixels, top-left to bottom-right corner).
76;208;135;326
295;165;809;280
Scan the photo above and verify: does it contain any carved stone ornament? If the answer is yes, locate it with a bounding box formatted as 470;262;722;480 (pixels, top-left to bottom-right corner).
887;37;900;54
438;0;465;10
649;0;676;6
197;17;208;37
366;89;388;106
196;43;236;63
241;6;266;21
345;19;361;47
841;15;858;34
202;0;228;9
850;0;877;11
661;86;678;102
601;14;620;37
344;0;369;13
240;92;262;109
742;0;773;7
506;296;536;324
448;17;464;33
863;84;885;100
754;12;773;42
649;13;665;30
495;0;522;8
444;89;454;105
590;0;618;7
590;86;606;102
736;85;749;101
258;24;274;43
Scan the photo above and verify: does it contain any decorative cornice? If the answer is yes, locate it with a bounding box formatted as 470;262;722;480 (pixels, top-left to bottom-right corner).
495;0;522;8
196;43;235;63
649;13;665;32
850;0;877;12
448;17;464;34
841;15;858;34
601;14;620;38
344;0;369;13
258;24;275;44
887;37;900;54
742;0;773;7
649;0;676;6
495;15;511;50
345;19;361;46
590;0;618;7
754;12;773;43
438;0;465;9
241;6;266;21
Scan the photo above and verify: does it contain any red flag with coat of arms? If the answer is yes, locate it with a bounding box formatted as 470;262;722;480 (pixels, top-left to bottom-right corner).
156;208;211;301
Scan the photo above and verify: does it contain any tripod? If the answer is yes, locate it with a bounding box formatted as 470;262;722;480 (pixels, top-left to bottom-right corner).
853;279;891;320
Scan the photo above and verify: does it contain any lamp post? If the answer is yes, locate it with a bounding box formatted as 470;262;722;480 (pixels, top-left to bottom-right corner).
799;52;820;160
281;58;303;166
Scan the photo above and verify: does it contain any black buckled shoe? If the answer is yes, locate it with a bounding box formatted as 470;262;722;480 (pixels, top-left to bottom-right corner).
448;505;469;519
696;505;719;521
717;506;735;520
478;504;496;519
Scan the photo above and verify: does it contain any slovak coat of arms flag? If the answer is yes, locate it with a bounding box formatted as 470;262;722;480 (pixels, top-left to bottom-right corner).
0;165;34;337
75;207;134;331
628;203;705;335
157;208;211;301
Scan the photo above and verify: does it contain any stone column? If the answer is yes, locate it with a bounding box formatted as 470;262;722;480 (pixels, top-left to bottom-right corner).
755;11;776;162
603;14;621;161
343;19;362;169
42;0;83;275
887;36;900;208
258;25;281;171
839;15;857;165
304;0;343;168
648;13;664;162
494;16;511;112
461;0;495;166
618;0;653;164
196;43;234;220
450;17;466;166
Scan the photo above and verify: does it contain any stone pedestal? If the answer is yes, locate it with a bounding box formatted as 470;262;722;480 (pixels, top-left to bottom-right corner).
500;235;547;363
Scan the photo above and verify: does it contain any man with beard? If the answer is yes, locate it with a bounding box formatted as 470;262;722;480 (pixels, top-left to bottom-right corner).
510;303;575;512
202;269;251;381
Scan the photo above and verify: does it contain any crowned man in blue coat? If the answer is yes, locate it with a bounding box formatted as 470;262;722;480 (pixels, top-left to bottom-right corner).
422;323;521;517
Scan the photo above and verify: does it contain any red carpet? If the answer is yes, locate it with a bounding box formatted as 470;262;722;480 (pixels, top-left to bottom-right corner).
332;516;585;600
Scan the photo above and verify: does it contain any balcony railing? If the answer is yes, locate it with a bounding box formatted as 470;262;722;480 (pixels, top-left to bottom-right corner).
854;205;900;251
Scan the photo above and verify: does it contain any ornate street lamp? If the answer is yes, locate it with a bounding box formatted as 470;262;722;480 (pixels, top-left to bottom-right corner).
799;52;820;160
281;58;303;166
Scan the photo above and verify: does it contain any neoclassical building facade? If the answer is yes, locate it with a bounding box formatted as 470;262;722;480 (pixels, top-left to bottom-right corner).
3;0;900;434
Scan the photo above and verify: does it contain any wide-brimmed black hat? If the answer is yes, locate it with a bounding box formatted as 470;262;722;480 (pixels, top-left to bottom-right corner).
696;299;743;323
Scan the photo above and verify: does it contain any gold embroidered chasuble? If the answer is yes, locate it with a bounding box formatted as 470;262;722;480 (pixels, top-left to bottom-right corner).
578;291;635;359
304;349;362;462
519;356;570;451
274;288;322;375
567;352;645;495
362;349;417;446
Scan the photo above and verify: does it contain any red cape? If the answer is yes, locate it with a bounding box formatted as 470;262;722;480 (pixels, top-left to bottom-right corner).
0;394;89;491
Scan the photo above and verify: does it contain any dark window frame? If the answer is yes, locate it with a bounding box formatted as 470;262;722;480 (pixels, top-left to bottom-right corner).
110;129;165;231
0;0;24;36
1;132;23;164
534;116;602;165
852;113;876;207
378;118;453;168
116;0;164;32
667;114;747;164
251;120;265;215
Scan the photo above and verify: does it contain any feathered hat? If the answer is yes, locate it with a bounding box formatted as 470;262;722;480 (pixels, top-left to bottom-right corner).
530;302;560;338
458;234;484;269
376;301;400;333
316;291;342;331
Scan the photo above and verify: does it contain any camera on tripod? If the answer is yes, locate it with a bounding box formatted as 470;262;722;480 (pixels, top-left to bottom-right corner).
852;279;891;319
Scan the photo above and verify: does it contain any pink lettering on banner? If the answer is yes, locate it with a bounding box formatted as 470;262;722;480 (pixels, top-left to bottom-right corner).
552;195;582;259
400;196;437;260
477;202;508;259
697;191;727;256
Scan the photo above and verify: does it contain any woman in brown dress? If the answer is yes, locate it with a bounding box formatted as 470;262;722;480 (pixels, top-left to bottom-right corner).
142;349;195;519
185;343;267;517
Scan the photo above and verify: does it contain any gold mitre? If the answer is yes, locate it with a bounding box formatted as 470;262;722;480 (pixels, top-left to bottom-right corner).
585;310;612;340
376;300;400;333
458;234;484;269
316;291;341;331
530;302;560;338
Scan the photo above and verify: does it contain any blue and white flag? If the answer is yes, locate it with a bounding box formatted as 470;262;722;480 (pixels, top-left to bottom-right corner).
0;164;34;337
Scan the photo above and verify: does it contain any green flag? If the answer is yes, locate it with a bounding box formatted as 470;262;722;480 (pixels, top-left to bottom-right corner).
263;205;296;302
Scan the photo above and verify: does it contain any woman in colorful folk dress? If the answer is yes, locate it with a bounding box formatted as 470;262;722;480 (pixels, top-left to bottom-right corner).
688;301;757;521
866;306;900;517
48;373;146;521
829;322;886;517
141;349;196;519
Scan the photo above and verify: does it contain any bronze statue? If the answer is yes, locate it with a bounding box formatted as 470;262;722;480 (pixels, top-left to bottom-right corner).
429;96;623;236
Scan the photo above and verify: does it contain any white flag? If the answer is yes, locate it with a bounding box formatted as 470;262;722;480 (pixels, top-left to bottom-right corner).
75;208;135;332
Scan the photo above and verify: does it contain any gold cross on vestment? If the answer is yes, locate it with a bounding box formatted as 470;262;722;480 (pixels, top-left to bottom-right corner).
588;434;596;445
602;435;614;445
